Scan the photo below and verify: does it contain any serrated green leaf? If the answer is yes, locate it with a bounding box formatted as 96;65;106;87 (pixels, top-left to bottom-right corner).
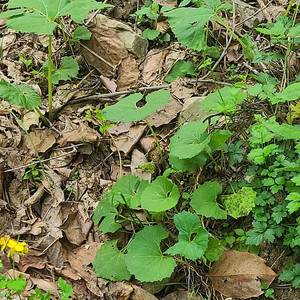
169;121;211;159
71;26;92;41
102;90;170;122
204;237;224;262
57;277;73;300
209;130;232;152
199;86;246;113
166;7;214;51
191;181;227;219
279;269;295;282
165;61;196;83
112;175;149;208
291;175;300;186
169;152;209;172
141;176;179;212
43;57;79;84
6;275;26;292
93;240;131;281
165;211;208;260
124;225;176;282
0;79;42;110
222;187;256;219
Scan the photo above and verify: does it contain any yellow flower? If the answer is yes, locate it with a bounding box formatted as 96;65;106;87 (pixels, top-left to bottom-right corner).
6;239;28;257
0;237;9;251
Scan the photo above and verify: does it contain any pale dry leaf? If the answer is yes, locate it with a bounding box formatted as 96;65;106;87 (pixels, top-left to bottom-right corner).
132;285;158;300
30;278;57;294
142;49;166;84
171;79;194;100
130;149;151;181
156;20;169;34
117;55;139;91
18;250;47;272
140;136;156;153
153;0;177;6
108;122;133;136
100;75;117;92
208;250;277;299
22;110;40;130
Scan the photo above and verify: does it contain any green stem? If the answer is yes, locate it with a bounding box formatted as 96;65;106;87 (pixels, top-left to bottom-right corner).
214;14;254;60
144;118;163;161
59;18;68;43
34;107;48;125
285;0;295;16
48;34;53;122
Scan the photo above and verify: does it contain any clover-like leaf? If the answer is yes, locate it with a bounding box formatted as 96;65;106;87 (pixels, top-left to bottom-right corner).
170;121;211;159
191;181;227;219
166;8;214;51
93;240;131;281
112;175;149;208
43;57;79;84
165;211;208;260
199;86;246;113
0;79;42;110
141;176;180;212
222;187;256;219
102;90;170;122
124;225;176;282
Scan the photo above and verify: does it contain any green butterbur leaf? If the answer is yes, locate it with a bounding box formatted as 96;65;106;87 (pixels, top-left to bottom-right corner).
169;152;209;172
222;187;256;219
71;26;92;41
165;61;196;83
93;240;131;281
165;212;209;260
169;121;211;159
43;57;79;84
141;176;180;212
124;225;176;282
209;130;232;152
0;79;42;110
166;8;214;51
102;90;170;122
0;8;25;19
191;181;227;219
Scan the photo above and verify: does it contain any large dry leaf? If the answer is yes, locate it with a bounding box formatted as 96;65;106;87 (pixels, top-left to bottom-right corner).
117;55;139;91
208;250;277;299
18;249;47;272
142;50;166;84
81;24;128;76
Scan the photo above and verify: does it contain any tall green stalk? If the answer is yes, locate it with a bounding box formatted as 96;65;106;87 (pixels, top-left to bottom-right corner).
48;34;53;122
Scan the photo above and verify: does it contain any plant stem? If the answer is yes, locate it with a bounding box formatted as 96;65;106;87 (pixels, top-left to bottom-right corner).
34;107;48;125
144;118;164;161
48;34;53;122
285;0;295;16
214;14;254;60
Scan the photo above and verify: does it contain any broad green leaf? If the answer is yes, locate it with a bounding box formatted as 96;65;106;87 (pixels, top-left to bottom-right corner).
204;237;224;262
209;130;232;152
142;28;160;40
0;8;25;19
166;8;214;51
191;181;227;219
93;191;121;234
165;61;196;83
124;225;176;282
7;12;57;34
165;212;208;260
93;240;131;281
43;57;79;84
263;117;300;139
102;90;170;122
141;176;180;212
71;26;92;41
112;175;149;208
277;82;300;101
222;187;256;219
199;86;246;113
6;275;26;292
169;152;209;172
0;79;42;110
169;121;211;159
291;175;300;186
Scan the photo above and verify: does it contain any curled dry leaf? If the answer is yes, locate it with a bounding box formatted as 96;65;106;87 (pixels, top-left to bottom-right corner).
208;250;277;299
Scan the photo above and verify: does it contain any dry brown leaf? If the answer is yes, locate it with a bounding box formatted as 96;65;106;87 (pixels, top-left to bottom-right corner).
30;278;57;294
208;250;277;299
100;75;117;92
142;50;166;84
24;129;58;153
82;24;128;76
18;249;47;272
58;122;100;146
117;55;139;91
153;0;177;6
22;111;40;130
132;285;158;300
147;96;182;127
130;149;151;181
108;122;133;136
171;78;194;100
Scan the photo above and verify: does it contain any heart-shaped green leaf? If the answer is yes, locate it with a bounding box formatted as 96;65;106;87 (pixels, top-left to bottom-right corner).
169;121;211;159
141;176;180;212
124;225;176;282
0;79;42;110
93;240;131;281
191;181;227;219
102;90;170;122
165;211;209;260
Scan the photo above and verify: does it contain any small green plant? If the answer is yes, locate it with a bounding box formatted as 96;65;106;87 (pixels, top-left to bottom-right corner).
260;283;275;299
85;109;114;134
279;264;300;289
0;0;112;122
23;164;40;181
